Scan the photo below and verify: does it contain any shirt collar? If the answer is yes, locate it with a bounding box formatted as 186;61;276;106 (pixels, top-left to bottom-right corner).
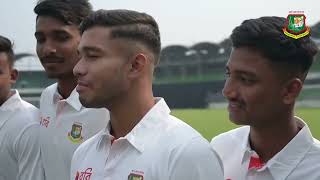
0;90;24;128
53;85;82;111
96;97;170;153
0;90;23;111
240;117;314;180
240;127;251;163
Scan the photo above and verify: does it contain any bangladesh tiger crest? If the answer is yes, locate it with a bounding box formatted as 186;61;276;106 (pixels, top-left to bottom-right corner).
68;122;83;143
283;11;310;39
128;173;144;180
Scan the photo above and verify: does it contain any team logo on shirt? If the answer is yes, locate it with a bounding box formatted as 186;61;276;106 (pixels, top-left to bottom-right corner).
68;122;84;143
128;173;143;180
75;168;93;180
128;170;144;180
283;11;310;39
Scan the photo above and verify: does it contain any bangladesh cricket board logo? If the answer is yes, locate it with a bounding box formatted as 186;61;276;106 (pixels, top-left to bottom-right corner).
283;12;310;39
128;173;143;180
68;122;84;143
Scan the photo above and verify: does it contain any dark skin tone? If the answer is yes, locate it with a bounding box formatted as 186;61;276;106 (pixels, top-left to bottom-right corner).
57;78;77;99
249;115;301;162
35;16;81;98
224;47;303;162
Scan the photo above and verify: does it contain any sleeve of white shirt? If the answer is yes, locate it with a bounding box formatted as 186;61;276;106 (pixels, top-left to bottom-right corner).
169;137;224;180
14;123;45;180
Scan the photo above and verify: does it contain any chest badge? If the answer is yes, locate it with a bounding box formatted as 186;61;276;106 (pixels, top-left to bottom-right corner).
128;173;144;180
68;122;84;143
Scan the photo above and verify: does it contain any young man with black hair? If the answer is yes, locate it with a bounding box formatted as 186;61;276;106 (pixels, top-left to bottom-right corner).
211;16;320;180
0;35;44;180
71;9;224;180
34;1;109;179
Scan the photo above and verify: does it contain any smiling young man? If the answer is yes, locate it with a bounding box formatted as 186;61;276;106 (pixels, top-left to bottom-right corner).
70;9;224;180
0;35;44;180
34;1;109;180
211;16;320;180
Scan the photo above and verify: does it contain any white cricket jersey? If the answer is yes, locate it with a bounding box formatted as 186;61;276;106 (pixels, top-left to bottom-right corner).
39;83;109;180
71;98;224;180
211;117;320;180
0;90;44;180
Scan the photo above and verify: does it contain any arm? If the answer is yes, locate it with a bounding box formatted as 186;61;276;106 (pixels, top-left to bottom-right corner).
14;123;45;180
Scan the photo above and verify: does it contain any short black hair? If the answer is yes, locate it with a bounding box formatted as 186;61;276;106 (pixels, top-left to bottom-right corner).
34;0;92;27
80;9;161;64
0;35;14;68
231;16;318;80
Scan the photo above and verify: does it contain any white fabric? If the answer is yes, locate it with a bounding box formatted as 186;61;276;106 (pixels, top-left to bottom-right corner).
71;98;224;180
211;117;320;180
39;83;109;180
0;90;44;180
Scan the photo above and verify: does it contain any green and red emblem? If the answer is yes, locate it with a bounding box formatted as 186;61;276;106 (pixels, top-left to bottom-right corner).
283;12;310;39
128;173;143;180
68;122;84;143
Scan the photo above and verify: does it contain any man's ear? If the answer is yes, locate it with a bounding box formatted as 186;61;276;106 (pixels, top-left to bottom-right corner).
128;53;148;78
10;68;18;84
282;78;303;105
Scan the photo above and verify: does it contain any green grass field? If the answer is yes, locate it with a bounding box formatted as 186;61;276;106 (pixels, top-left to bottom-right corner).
172;108;320;141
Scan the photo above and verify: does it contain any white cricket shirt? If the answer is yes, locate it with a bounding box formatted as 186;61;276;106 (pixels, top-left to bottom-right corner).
0;90;44;180
39;83;109;180
71;98;224;180
211;117;320;180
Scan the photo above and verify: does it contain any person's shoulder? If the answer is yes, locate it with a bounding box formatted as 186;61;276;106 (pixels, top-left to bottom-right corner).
40;83;57;98
211;126;249;144
309;138;320;155
165;132;224;179
20;99;39;119
9;98;39;126
20;99;38;112
289;138;320;179
163;115;205;143
210;126;249;155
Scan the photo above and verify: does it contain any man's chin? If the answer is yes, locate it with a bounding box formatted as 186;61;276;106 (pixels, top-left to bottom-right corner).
79;97;101;108
229;115;249;126
45;72;64;79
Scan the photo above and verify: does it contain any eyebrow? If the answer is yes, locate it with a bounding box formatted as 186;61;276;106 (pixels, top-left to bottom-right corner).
35;29;70;36
225;65;257;77
80;46;104;53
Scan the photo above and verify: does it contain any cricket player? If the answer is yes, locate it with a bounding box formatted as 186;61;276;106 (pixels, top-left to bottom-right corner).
70;9;224;180
34;0;109;179
0;35;44;180
211;16;320;180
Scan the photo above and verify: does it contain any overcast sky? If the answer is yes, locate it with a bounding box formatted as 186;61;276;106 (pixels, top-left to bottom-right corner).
0;0;319;54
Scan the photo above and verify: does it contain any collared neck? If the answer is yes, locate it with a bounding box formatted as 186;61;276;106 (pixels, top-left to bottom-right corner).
240;117;314;180
53;85;82;111
0;90;22;111
96;98;170;153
